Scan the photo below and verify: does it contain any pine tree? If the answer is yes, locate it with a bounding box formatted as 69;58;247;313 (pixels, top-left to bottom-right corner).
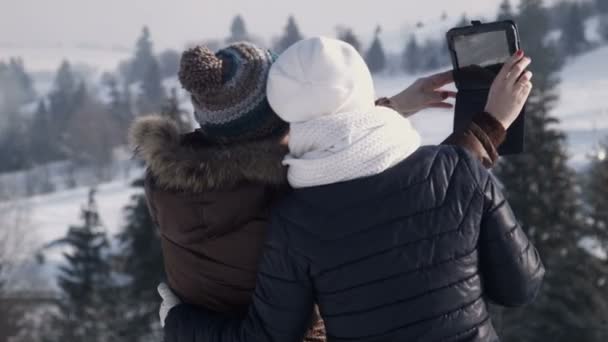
226;15;249;44
137;58;165;115
0;115;31;172
0;259;23;342
421;40;442;71
128;27;157;85
0;58;36;112
48;60;79;157
365;26;387;74
597;0;608;14
53;61;77;95
158;49;180;79
0;297;22;342
402;35;421;74
337;27;362;53
562;3;589;56
49;189;121;342
274;15;304;53
29;100;59;166
600;14;608;42
8;58;35;102
497;0;515;21
586;141;608;242
457;13;469;27
105;75;133;130
494;1;608;340
64;82;123;175
101;75;132;148
114;179;165;342
161;88;192;133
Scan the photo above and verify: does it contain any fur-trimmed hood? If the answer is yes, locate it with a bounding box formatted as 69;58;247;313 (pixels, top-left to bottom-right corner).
129;116;288;192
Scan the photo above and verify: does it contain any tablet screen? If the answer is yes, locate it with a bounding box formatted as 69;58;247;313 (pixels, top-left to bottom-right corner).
454;31;511;68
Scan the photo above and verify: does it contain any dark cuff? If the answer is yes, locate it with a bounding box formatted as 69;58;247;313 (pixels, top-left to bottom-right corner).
468;122;499;168
164;304;189;342
473;112;507;149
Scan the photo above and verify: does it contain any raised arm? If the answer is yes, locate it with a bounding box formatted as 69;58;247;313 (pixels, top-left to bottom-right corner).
378;51;532;169
377;91;506;168
164;214;316;342
472;162;544;307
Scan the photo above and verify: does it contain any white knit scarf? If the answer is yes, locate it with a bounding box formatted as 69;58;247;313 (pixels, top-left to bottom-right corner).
283;106;422;188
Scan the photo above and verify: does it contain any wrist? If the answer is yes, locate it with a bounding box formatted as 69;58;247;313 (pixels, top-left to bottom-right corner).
476;112;507;148
483;109;509;130
387;96;416;117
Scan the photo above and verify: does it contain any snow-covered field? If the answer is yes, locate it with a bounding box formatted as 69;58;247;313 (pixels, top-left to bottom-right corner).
0;176;143;290
1;41;608;291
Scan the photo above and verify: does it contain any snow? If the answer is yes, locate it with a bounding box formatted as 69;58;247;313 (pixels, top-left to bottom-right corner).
2;23;608;291
578;236;608;261
0;174;144;290
585;16;604;44
0;157;141;199
0;45;130;74
1;175;141;248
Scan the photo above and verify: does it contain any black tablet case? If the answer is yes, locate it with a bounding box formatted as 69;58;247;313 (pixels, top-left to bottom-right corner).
448;21;525;155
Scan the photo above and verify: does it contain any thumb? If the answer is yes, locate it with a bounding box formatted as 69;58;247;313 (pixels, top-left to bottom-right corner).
158;282;171;300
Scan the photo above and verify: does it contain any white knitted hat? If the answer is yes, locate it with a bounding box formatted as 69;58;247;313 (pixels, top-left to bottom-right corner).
266;37;376;123
266;36;421;188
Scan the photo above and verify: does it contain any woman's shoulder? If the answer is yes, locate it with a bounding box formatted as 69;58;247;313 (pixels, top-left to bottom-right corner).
130;115;288;193
388;145;486;193
420;144;490;189
410;144;483;169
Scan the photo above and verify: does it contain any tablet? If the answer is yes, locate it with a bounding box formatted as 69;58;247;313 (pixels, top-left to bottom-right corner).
447;20;525;155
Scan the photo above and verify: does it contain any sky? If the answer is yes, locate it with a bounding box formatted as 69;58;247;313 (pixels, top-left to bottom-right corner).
1;0;520;51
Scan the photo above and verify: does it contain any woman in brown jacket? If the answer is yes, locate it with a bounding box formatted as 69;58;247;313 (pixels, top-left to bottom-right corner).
130;41;509;342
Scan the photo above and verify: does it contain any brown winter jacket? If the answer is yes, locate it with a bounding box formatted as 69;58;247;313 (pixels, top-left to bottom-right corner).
129;111;505;342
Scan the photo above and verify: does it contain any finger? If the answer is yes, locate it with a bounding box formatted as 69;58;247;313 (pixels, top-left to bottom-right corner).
516;72;533;87
428;102;454;109
158;283;169;297
440;90;457;99
507;57;532;85
426;90;457;104
497;50;525;79
518;80;533;94
425;70;454;89
518;70;533;83
516;81;533;102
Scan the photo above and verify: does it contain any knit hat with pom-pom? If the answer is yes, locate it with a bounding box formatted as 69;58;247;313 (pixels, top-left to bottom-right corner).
179;42;288;143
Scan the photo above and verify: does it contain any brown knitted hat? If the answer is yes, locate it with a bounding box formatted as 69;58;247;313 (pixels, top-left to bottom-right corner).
178;42;287;143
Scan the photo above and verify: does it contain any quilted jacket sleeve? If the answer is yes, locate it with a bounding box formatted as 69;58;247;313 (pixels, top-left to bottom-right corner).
164;214;316;342
476;169;545;307
442;112;506;168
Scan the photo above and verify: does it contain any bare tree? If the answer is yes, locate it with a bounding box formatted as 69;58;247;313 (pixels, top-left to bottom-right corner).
0;199;36;342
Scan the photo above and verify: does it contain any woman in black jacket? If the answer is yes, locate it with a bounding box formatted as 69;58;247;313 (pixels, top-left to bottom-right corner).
160;37;544;342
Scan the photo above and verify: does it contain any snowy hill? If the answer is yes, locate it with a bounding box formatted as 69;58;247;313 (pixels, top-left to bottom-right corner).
3;37;608;292
0;44;130;74
0;176;142;291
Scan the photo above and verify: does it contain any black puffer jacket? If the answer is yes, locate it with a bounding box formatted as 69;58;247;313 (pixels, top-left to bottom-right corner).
165;145;545;342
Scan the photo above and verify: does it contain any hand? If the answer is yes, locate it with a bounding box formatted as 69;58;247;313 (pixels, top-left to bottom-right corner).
158;283;181;328
388;70;457;117
485;51;533;129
